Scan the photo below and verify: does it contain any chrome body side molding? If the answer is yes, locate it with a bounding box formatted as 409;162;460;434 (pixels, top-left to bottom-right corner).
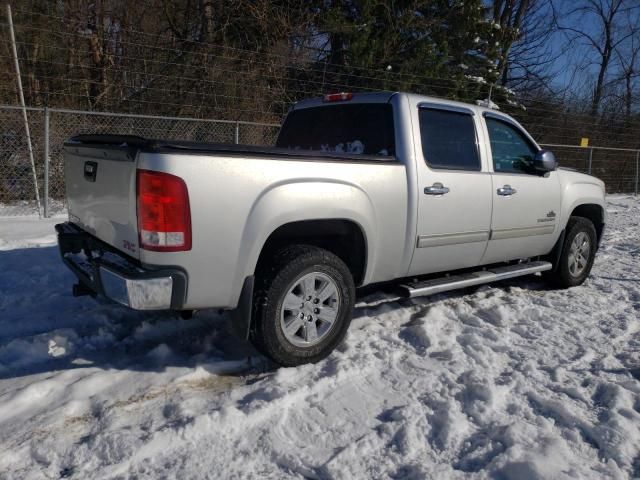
417;230;489;248
490;225;555;240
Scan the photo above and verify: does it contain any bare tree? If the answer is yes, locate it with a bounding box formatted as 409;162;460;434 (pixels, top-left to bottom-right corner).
613;18;640;119
555;0;640;115
493;0;530;84
493;0;561;93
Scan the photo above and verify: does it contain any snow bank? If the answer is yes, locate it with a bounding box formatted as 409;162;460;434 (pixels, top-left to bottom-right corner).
0;196;639;479
0;215;63;251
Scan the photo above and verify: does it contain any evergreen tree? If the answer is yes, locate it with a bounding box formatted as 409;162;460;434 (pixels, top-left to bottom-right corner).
310;0;500;102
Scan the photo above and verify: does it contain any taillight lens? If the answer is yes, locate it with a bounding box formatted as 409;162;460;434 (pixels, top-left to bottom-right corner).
137;170;191;252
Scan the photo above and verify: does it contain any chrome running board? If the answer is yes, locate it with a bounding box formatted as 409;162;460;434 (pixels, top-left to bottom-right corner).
398;261;552;298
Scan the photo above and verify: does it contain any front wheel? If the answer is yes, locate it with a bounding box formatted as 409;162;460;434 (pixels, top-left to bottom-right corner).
251;245;355;366
544;216;597;288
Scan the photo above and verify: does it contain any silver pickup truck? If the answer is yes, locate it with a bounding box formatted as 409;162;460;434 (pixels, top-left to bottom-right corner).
56;92;606;366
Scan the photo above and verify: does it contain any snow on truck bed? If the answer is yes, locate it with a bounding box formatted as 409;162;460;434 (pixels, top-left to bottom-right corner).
0;197;639;480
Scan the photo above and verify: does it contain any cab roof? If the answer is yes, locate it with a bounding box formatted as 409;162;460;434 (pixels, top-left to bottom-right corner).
291;91;536;149
293;91;511;119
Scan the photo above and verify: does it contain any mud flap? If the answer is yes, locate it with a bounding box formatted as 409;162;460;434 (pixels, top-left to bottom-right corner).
549;228;566;272
228;276;254;341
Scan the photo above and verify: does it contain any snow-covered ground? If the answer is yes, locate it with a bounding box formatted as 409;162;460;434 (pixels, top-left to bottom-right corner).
0;197;639;480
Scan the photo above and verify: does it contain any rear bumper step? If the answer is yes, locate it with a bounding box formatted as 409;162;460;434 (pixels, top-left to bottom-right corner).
56;222;187;310
398;261;552;298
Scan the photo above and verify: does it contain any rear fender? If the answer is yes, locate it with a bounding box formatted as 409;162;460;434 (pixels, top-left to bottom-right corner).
231;180;376;307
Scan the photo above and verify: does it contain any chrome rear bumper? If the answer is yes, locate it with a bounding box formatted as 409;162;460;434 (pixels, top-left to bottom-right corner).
56;222;187;310
100;266;174;310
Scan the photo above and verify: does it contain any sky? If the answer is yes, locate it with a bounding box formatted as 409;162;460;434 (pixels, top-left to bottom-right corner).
542;0;638;100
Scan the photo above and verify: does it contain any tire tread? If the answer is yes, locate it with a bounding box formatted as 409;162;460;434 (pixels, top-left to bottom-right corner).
544;216;597;288
251;245;355;366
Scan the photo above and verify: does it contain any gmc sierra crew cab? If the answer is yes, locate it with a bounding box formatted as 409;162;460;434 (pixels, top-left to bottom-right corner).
56;92;606;366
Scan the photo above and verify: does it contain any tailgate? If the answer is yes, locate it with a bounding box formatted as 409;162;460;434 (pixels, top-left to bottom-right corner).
63;135;147;259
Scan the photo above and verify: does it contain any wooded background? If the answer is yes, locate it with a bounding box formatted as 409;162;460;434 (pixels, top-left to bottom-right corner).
1;0;639;152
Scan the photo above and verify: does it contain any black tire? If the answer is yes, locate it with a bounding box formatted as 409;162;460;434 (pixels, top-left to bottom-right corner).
251;245;355;367
544;216;597;288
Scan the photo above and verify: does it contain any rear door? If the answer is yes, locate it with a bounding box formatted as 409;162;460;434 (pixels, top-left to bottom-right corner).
480;113;561;264
408;102;492;276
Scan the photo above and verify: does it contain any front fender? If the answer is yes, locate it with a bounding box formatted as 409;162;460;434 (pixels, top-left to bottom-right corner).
559;181;607;229
230;179;378;307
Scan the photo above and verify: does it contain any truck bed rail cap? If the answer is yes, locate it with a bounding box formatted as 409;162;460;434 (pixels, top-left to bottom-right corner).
67;134;152;148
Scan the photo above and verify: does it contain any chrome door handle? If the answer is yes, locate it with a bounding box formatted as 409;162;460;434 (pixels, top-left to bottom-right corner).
424;182;450;195
497;184;517;196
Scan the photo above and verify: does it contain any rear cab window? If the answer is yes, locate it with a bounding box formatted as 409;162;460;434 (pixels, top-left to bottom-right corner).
418;107;480;171
276;103;396;157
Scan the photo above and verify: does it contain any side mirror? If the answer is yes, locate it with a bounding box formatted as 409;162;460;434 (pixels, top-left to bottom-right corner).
533;149;557;173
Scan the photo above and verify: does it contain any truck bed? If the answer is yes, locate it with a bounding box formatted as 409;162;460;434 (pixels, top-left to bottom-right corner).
62;134;408;309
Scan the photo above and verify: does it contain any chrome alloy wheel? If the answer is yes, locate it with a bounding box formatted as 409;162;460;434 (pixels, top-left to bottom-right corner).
279;272;341;347
568;231;591;277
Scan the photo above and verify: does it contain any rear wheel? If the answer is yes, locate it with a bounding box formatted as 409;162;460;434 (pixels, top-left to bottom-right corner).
252;245;355;366
544;216;597;288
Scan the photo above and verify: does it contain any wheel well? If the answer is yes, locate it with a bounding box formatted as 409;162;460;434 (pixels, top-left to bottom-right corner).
570;204;604;243
256;220;367;285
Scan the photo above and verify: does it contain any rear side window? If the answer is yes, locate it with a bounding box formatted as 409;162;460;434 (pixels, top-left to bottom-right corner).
419;108;480;171
276;104;395;156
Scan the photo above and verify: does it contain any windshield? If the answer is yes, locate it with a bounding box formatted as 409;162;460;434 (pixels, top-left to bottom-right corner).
276;103;395;157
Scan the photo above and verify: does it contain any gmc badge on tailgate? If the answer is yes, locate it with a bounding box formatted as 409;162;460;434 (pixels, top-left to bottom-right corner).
84;161;98;182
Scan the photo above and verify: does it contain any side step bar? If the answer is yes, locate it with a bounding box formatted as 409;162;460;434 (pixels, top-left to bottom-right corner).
398;261;552;298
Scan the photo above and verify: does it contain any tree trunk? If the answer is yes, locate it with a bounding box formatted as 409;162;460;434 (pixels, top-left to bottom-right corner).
590;49;611;116
494;0;530;86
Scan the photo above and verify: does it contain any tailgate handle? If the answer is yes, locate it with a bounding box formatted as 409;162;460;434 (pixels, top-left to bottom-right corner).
84;161;98;182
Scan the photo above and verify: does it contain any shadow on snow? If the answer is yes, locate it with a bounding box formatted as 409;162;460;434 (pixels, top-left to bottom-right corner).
0;245;555;381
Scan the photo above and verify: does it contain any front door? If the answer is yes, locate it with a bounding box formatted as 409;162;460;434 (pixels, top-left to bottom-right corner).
408;103;492;276
481;114;561;264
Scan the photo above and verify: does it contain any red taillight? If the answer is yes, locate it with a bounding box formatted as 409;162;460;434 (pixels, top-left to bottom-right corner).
323;92;353;102
137;169;191;252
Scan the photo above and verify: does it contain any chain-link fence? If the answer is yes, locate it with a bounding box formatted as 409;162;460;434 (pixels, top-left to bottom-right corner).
540;144;640;195
1;105;639;217
0;105;280;216
0;106;43;216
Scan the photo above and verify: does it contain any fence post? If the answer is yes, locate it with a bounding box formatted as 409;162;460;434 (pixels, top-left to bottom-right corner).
43;106;50;218
587;147;593;175
234;121;240;144
7;4;42;217
635;150;639;197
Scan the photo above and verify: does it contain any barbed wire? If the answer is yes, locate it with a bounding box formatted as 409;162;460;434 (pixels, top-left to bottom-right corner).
1;92;634;144
0;27;627;111
0;55;635;139
0;8;638;147
1;22;500;93
3;5;634;114
0;17;612;94
0;5;637;211
4;6;461;77
0;38;580;107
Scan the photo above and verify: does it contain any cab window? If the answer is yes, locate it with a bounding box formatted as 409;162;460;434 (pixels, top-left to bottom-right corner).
419;108;480;171
276;104;395;156
486;117;538;174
